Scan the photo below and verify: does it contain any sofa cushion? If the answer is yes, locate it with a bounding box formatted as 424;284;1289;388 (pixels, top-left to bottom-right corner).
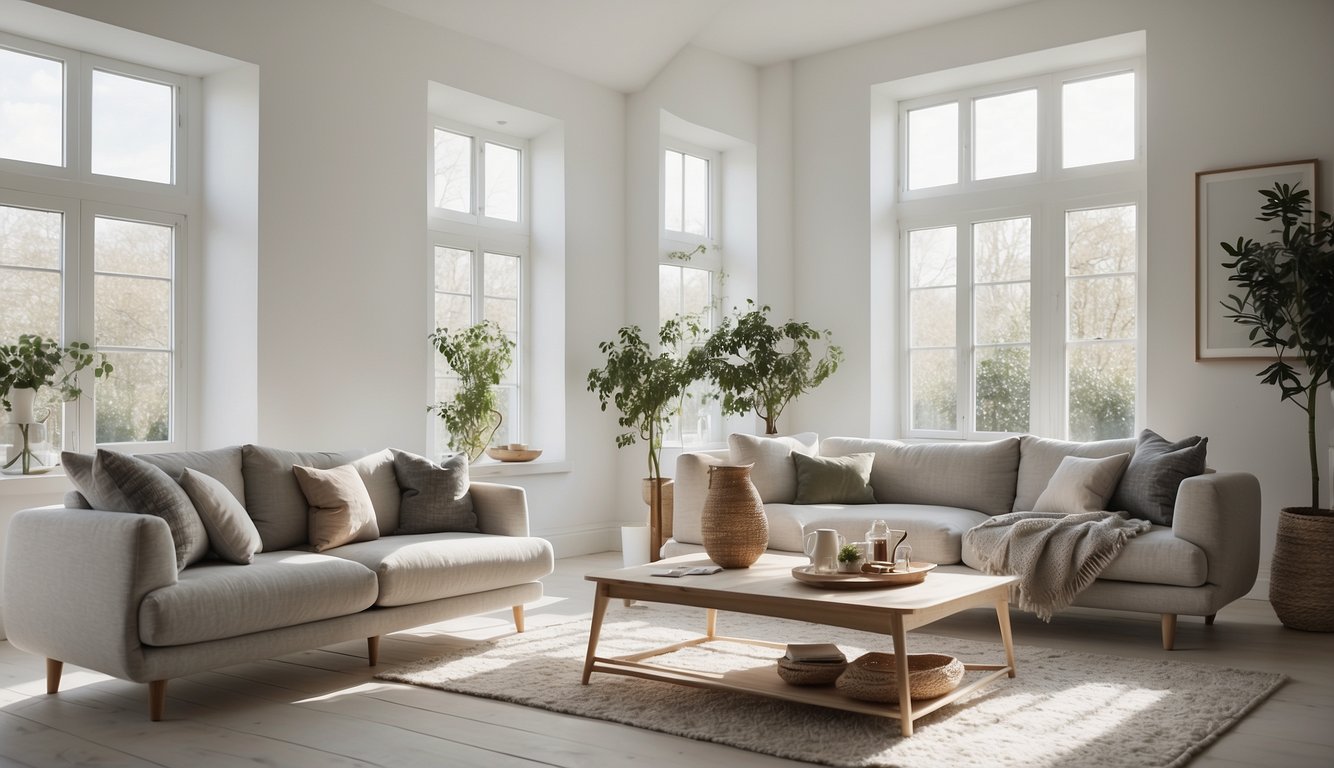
1032;453;1130;514
728;432;818;503
792;452;876;505
822;436;1019;516
1110;429;1208;526
293;463;381;552
1014;435;1138;512
763;502;989;565
324;533;554;607
352;449;401;534
138;551;378;646
242;445;366;551
392;449;477;533
180;468;262;564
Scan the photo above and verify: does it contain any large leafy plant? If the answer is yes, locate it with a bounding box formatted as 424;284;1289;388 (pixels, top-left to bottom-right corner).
429;321;515;462
700;301;843;435
1220;182;1334;512
0;335;112;411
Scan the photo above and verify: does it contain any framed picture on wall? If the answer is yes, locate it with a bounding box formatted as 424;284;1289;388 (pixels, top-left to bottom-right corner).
1195;159;1318;360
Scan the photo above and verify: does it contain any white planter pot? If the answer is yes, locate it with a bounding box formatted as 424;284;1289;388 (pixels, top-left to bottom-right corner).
621;525;651;568
5;387;37;424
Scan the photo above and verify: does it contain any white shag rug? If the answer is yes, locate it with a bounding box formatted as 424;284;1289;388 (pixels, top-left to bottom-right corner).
376;604;1283;768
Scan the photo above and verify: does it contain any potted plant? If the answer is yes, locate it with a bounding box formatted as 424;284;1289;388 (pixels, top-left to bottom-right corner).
587;319;706;561
428;321;516;463
1219;181;1333;631
0;334;112;474
837;543;864;573
701;300;843;435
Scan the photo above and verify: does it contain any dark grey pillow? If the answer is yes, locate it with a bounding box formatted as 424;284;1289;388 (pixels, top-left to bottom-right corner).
391;450;477;533
1110;429;1208;526
792;452;877;505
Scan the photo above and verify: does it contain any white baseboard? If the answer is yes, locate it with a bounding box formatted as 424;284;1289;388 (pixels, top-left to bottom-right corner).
537;524;621;559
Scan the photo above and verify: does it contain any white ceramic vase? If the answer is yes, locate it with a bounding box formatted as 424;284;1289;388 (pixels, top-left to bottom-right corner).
6;387;37;424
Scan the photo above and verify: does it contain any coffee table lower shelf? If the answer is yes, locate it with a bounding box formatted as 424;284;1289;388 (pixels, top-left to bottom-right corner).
584;632;1012;724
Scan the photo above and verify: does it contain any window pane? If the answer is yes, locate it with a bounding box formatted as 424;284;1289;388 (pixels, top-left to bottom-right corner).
483;297;518;335
95;274;170;348
1068;341;1135;440
911;349;956;430
681;266;711;319
975;283;1030;344
1067;205;1136;275
683;153;709;237
94;217;171;277
91;70;173;184
1063;72;1135;168
433;129;472;213
1068;275;1135;341
908;226;956;288
0;267;61;341
0;47;63;167
434;293;471;337
974;89;1036;180
910;287;955;347
907;102;958;190
973;217;1030;283
96;350;170;443
975;345;1030;433
434;246;471;293
484;252;519;299
483;142;520;221
0;204;62;269
658;264;681;327
490;385;516;446
664;150;683;231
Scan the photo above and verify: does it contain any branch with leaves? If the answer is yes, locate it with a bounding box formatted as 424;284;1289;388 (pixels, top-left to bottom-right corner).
0;335;112;412
429;321;516;462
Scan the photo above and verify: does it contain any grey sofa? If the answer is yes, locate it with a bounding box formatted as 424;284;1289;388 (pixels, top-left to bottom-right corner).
668;433;1260;649
1;445;554;720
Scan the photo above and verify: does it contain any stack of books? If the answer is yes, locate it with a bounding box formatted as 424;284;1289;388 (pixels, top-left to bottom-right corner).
783;643;847;664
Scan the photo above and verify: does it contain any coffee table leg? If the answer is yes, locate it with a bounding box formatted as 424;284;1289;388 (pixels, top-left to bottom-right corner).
706;608;717;638
582;583;610;684
890;614;913;737
995;596;1017;678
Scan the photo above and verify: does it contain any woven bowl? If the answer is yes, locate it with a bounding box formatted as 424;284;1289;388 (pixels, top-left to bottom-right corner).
776;657;848;686
835;652;964;702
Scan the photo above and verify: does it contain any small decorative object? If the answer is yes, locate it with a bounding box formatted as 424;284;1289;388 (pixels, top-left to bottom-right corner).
485;445;542;462
803;527;844;573
866;519;890;562
1;334;112;475
836;543;863;573
893;543;912;573
429;321;516;463
835;652;964;703
700;463;767;568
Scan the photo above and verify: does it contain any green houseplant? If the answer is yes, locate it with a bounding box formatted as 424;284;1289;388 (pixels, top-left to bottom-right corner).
429;321;516;463
1219;181;1334;631
701;301;843;435
0;334;112;474
587;319;705;560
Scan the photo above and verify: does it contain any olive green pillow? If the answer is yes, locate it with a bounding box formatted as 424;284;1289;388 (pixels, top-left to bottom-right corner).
792;452;877;505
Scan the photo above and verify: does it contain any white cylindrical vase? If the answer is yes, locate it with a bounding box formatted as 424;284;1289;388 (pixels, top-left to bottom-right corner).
6;387;37;424
621;525;651;567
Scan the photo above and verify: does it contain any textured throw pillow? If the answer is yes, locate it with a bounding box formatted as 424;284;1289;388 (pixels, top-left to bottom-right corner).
179;468;262;564
62;449;210;570
391;450;477;533
241;445;367;551
1110;429;1208;526
1031;453;1131;514
292;463;381;552
728;432;819;503
792;452;877;505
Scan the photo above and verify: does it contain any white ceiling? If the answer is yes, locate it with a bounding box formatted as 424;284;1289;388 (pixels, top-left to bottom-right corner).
369;0;1037;93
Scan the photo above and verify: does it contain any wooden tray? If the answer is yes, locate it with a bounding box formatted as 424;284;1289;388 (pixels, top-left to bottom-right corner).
485;447;542;462
790;562;936;589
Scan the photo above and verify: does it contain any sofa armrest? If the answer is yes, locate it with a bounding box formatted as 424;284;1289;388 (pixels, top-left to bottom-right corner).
672;449;731;545
470;481;529;537
1171;472;1261;600
2;506;178;681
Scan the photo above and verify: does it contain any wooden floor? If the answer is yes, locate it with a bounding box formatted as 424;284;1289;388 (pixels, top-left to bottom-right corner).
0;551;1330;767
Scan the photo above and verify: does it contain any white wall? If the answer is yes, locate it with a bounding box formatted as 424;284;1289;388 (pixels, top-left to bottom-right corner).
787;0;1334;591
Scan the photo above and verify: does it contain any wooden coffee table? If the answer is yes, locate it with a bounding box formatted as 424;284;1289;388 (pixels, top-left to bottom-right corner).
582;552;1017;736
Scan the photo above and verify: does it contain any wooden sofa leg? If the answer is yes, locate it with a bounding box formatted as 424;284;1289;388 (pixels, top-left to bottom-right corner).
1205;613;1217;626
45;659;62;695
1161;614;1177;650
148;680;167;721
367;636;380;667
512;605;525;633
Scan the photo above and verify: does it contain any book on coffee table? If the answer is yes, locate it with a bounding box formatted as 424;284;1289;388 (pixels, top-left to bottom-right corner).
783;643;846;664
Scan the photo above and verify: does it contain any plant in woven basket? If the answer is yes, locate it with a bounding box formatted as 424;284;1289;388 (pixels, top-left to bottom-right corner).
429;321;515;463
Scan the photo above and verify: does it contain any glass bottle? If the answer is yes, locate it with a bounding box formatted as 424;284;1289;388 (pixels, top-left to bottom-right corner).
866;519;890;563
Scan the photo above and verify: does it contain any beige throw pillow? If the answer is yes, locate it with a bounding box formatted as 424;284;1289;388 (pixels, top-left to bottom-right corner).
292;463;381;552
180;468;262;564
728;432;819;503
1032;453;1131;514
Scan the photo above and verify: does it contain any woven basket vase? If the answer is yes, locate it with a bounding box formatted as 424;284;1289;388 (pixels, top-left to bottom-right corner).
701;463;768;568
1269;507;1334;632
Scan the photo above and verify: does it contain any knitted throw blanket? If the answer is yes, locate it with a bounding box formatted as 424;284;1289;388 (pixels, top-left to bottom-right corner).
963;511;1152;621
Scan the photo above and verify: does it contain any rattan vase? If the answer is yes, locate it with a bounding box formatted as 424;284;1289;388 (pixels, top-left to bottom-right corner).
1269;507;1334;632
701;463;768;568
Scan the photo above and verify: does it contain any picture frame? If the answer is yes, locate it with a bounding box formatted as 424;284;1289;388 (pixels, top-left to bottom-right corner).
1195;159;1318;360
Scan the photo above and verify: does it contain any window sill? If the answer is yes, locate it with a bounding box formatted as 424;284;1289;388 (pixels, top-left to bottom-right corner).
469;459;571;479
0;469;72;497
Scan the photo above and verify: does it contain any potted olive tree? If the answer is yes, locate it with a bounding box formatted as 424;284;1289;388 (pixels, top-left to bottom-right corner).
1220;181;1333;631
587;319;705;562
429;321;515;463
0;335;112;474
701;300;843;435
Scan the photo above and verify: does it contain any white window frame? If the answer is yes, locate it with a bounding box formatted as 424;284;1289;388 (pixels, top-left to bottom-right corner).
897;59;1145;441
660;140;719;247
428;117;528;234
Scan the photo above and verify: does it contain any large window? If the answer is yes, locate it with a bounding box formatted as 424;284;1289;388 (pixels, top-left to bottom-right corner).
899;63;1142;440
429;119;527;456
0;32;189;457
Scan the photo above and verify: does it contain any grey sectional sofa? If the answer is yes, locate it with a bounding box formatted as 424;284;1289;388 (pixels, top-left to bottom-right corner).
1;445;554;720
668;433;1260;649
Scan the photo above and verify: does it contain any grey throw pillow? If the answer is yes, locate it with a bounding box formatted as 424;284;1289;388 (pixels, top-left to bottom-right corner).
391;450;477;533
180;468;262;564
792;452;877;505
1110;429;1208;525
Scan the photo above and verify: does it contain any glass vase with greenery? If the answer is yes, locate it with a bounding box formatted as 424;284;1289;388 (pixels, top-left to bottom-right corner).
429;321;515;463
0;335;112;474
